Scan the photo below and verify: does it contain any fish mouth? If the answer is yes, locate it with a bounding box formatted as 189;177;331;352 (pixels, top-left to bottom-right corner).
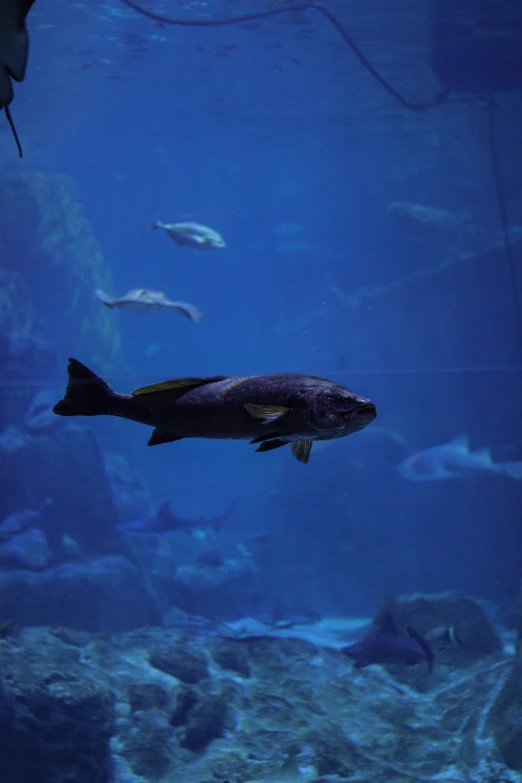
358;401;376;417
354;402;377;428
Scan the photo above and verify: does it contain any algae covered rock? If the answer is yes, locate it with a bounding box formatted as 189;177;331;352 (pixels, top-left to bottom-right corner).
0;170;126;374
373;591;502;668
0;423;120;555
0;628;115;783
488;659;522;772
210;641;251;677
0;555;153;632
122;708;173;780
180;691;228;751
149;643;209;684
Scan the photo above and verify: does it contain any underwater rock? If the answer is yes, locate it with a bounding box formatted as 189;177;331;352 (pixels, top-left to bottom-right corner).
128;682;169;713
122;708;173;780
210;641;251;677
487;591;522;772
0;171;127;375
0;331;58;430
0;526;51;570
149;643;209;684
0;555;153;632
179;691;228;752
0;630;115;783
0;611;516;782
0;424;120;556
169;686;199;728
104;451;153;525
487;658;522;772
23;387;60;433
373;591;502;668
173;557;257;618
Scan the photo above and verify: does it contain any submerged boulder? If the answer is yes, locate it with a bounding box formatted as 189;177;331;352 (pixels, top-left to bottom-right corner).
0;170;126;374
0;629;115;783
373;591;502;667
0;424;120;556
0;556;153;632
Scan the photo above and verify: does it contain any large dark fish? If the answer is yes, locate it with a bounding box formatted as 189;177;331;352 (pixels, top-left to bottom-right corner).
341;613;434;673
53;359;376;463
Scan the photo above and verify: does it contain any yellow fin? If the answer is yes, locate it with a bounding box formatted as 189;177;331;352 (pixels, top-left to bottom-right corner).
291;440;313;464
244;403;289;424
132;377;224;397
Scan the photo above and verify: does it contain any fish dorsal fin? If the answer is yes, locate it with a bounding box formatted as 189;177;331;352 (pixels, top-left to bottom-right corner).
279;753;301;779
474;447;492;463
291;440;313;464
407;626;435;673
449;435;469;452
132;376;227;397
379;612;398;635
157;502;171;515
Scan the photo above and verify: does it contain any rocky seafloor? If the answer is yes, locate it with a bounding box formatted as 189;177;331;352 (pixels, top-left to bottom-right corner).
1;592;521;783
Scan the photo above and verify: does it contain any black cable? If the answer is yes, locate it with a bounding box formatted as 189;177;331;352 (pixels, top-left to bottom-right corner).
118;0;451;110
488;99;522;364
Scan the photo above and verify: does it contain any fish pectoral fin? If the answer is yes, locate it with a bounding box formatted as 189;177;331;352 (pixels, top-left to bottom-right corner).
244;403;289;424
255;438;288;453
133;375;228;397
148;429;184;446
291;440;313;463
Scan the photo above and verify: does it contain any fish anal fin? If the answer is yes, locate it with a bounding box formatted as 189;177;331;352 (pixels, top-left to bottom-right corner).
250;433;283;445
290;440;313;463
244;403;289;424
148;428;183;446
133;376;227;398
255;438;288;453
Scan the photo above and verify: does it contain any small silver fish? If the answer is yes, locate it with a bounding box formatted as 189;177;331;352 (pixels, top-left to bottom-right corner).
95;289;202;322
150;220;226;249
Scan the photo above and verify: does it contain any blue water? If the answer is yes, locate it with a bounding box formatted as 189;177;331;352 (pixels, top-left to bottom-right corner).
2;0;522;618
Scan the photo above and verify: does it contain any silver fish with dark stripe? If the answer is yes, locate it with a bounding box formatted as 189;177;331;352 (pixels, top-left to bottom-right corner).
53;359;376;463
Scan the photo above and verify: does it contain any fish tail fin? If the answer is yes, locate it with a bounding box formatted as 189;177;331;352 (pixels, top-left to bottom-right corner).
95;289;115;308
500;461;522;480
53;359;115;417
211;500;237;533
407;626;435;673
